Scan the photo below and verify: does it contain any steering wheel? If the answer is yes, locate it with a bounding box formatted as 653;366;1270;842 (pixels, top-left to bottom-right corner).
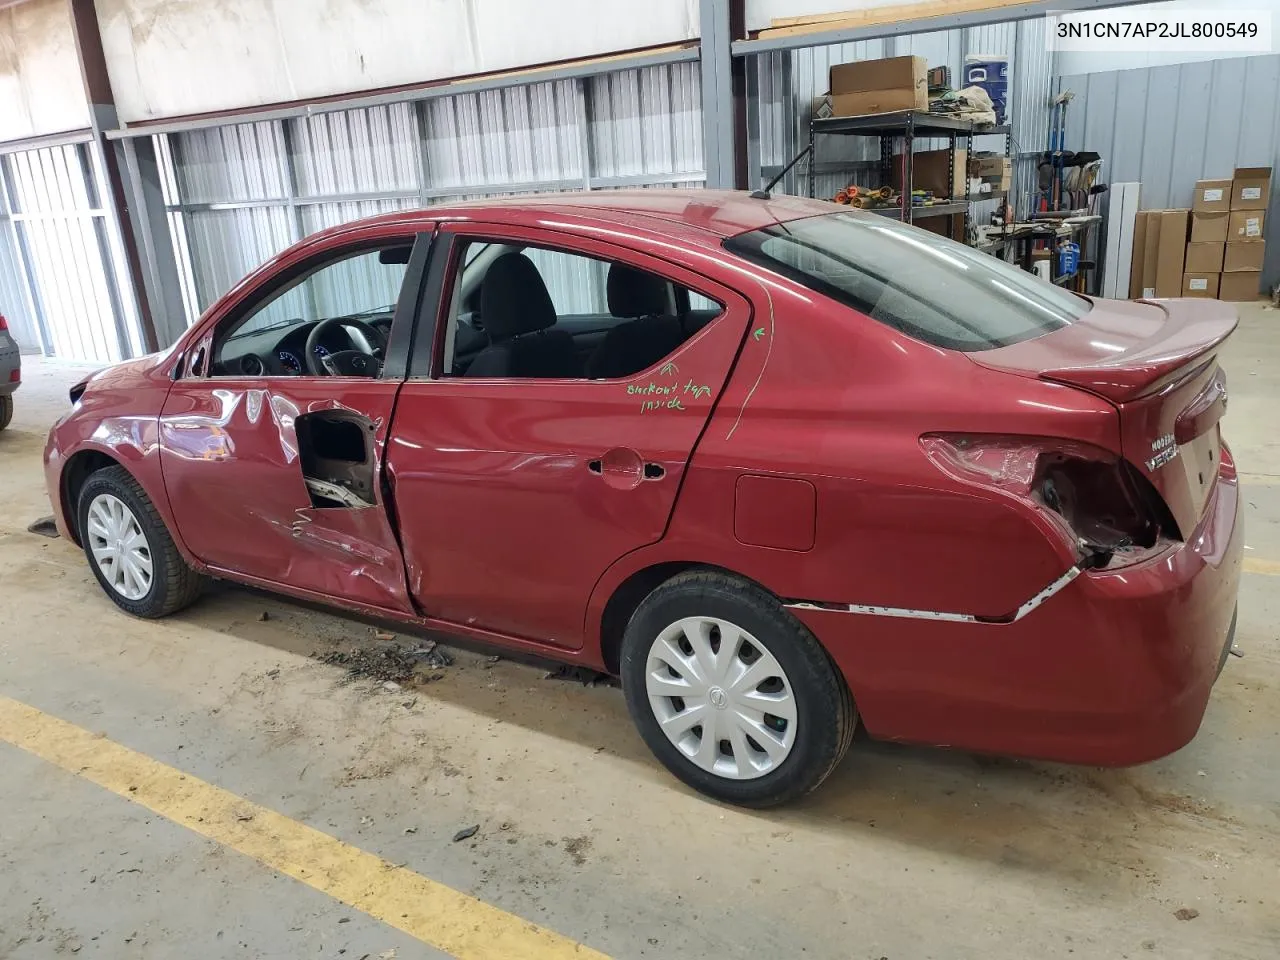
304;317;386;377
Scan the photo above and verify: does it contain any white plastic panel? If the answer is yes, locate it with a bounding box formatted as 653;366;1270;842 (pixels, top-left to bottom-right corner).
0;0;91;144
98;0;701;124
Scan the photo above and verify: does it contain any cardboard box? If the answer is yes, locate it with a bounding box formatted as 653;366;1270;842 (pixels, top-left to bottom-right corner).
1192;179;1232;213
1190;211;1229;243
894;147;967;198
830;56;928;117
1129;211;1151;299
1218;271;1262;301
1142;212;1161;298
1155;210;1189;298
1229;210;1266;241
1181;273;1220;298
1231;166;1272;210
970;156;1012;191
1184;242;1224;273
1224;242;1266;272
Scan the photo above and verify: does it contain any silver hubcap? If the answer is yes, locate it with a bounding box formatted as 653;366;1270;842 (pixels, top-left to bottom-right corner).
86;493;153;601
645;617;797;780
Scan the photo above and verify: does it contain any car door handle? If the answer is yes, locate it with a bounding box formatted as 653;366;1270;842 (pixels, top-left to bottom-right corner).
587;449;663;489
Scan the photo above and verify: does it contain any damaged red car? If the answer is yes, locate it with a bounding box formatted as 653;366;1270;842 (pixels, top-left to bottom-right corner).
45;191;1242;806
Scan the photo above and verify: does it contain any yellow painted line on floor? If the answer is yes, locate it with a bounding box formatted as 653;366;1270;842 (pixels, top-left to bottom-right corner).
1241;473;1280;486
0;695;608;960
1244;557;1280;576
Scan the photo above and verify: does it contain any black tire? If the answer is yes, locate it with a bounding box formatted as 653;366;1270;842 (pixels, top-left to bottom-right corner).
620;570;857;807
77;465;205;618
0;394;12;431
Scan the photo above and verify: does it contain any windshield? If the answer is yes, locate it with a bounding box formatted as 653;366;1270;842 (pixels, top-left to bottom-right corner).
724;212;1090;352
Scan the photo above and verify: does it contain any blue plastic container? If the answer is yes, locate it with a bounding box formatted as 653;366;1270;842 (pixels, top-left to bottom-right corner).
964;55;1008;124
1058;240;1079;279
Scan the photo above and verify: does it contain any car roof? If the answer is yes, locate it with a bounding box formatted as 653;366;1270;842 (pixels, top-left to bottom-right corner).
305;189;836;249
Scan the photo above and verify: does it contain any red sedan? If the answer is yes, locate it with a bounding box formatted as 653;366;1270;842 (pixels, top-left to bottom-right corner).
44;191;1242;806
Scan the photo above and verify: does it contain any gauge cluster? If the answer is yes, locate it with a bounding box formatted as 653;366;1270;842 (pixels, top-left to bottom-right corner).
218;315;391;377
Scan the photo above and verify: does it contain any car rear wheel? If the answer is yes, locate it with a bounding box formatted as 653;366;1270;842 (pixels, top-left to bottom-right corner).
77;465;204;618
621;570;856;807
0;394;12;431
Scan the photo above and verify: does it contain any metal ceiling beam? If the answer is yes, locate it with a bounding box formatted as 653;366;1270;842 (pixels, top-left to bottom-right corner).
104;46;701;141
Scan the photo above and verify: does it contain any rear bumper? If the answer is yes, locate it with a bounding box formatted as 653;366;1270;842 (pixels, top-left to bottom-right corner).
797;451;1244;766
0;342;18;395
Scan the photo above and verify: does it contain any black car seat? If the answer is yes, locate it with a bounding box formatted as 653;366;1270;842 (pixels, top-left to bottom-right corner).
466;253;582;378
586;263;687;380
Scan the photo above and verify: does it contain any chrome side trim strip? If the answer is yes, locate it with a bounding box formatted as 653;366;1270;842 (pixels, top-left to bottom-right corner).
786;566;1082;625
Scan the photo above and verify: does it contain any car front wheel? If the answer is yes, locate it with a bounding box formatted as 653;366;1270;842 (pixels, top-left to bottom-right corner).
77;465;204;617
621;570;856;807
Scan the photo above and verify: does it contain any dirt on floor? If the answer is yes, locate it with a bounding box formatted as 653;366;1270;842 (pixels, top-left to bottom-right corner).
2;309;1279;960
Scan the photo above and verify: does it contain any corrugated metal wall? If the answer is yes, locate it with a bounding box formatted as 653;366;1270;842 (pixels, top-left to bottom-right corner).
161;61;706;326
751;19;1054;217
0;143;144;362
0;184;41;352
1060;54;1280;289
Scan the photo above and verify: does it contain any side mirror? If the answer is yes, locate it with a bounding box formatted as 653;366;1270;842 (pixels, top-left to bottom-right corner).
378;247;412;265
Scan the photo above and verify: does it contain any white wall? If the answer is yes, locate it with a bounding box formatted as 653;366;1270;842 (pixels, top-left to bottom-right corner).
97;0;701;124
747;0;922;32
0;0;91;143
1054;0;1280;74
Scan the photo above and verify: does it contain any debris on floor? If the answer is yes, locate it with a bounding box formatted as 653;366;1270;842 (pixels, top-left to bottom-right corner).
542;664;618;687
26;517;58;538
1174;907;1200;921
452;824;479;842
313;640;455;686
562;835;592;865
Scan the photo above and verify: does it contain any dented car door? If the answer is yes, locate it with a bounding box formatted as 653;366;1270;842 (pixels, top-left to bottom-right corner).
157;233;430;615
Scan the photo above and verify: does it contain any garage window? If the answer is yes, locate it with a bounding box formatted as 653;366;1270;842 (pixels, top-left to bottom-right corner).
724;212;1090;352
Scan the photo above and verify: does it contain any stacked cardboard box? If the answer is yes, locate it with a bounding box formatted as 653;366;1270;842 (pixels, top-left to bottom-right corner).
1182;180;1230;297
829;56;928;117
1219;166;1270;302
1129;167;1271;301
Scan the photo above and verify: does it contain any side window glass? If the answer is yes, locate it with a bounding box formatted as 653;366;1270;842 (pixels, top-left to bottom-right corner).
210;245;410;378
442;239;724;381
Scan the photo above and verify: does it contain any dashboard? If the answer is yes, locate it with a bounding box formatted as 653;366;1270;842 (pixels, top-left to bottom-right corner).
214;314;393;377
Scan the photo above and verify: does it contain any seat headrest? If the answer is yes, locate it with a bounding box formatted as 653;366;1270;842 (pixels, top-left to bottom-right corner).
607;262;669;318
480;253;557;341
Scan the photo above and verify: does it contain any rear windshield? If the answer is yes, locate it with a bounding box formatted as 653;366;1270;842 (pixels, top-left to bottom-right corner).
724;211;1090;351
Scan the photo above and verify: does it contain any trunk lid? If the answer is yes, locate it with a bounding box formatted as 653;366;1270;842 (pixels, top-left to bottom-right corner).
972;297;1237;537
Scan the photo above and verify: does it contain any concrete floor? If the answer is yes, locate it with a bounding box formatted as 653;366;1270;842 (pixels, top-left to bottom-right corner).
2;305;1279;959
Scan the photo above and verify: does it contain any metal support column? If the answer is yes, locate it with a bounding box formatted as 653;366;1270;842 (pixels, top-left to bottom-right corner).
744;54;761;192
120;138;190;346
69;0;160;354
700;0;735;188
